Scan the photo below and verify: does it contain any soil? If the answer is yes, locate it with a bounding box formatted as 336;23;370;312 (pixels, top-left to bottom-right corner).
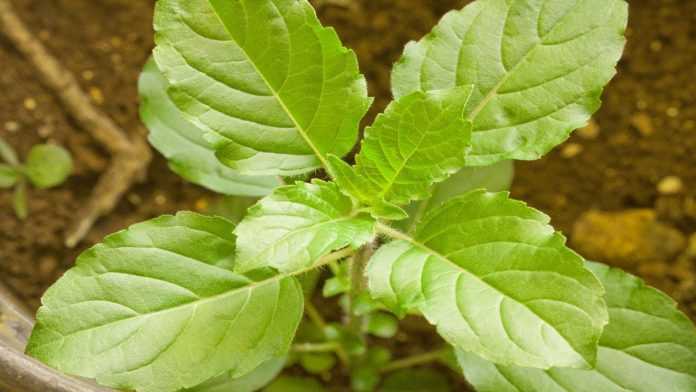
0;0;694;390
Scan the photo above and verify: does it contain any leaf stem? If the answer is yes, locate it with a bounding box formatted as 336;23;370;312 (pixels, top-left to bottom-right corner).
304;287;350;365
348;242;377;326
304;300;327;332
376;223;412;242
13;179;27;220
292;342;340;353
380;348;445;373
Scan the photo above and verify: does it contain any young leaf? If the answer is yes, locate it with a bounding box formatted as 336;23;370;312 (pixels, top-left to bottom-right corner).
0;164;20;189
234;180;376;273
298;352;337;374
153;0;371;175
392;0;628;166
457;261;696;392
365;312;399;338
184;356;286;392
0;138;19;165
341;86;473;205
367;190;607;369
26;212;304;392
24;144;72;189
139;57;281;196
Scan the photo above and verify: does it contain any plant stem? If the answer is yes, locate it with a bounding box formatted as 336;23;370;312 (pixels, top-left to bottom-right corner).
305;301;327;332
348;241;377;327
292;342;340;353
376;222;412;242
381;349;445;373
304;291;350;365
13;180;27;220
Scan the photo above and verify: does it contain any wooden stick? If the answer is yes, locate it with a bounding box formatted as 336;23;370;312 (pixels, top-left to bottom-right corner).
0;0;152;247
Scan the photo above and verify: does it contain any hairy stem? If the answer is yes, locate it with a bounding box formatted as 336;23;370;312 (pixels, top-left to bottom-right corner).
376;222;412;242
381;348;445;373
348;241;377;327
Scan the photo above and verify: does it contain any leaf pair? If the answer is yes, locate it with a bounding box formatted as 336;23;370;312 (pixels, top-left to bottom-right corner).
0;141;72;190
328;86;474;217
145;0;628;199
1;139;72;219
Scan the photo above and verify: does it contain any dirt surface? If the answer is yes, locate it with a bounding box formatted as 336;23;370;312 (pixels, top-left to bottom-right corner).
0;0;694;390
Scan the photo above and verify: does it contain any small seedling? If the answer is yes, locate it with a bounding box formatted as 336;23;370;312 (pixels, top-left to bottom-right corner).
26;1;696;391
0;139;72;219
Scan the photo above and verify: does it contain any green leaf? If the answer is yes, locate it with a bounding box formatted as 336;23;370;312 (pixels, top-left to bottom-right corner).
351;367;381;392
26;212;304;392
326;323;366;356
153;0;371;176
139;57;281;196
392;0;628;166
371;201;409;221
234;180;376;273
327;156;408;221
298;353;336;374
346;86;474;205
0;164;20;189
367;190;607;369
365;312;399;338
398;160;515;232
263;376;324;392
323;276;349;297
458;261;696;392
381;369;450;392
327;154;377;203
24;144;72;189
0;138;19;165
184;356;286;392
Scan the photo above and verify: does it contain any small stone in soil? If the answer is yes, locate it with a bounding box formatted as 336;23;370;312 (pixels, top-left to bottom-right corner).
38;124;54;138
38;256;58;277
561;143;583;159
666;107;680;118
127;193;142;205
89;87;104;105
4;121;20;132
571;209;686;269
630;112;654;137
195;198;208;212
23;98;37;111
657;176;683;195
155;194;167;205
576;119;600;139
650;40;663;52
82;70;95;81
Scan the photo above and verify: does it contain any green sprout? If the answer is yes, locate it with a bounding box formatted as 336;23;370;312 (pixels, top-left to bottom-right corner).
0;138;73;219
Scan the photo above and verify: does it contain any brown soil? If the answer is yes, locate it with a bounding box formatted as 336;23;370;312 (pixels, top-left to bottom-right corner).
0;0;694;390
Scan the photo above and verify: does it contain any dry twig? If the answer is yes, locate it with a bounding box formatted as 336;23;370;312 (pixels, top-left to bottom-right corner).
0;0;152;247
